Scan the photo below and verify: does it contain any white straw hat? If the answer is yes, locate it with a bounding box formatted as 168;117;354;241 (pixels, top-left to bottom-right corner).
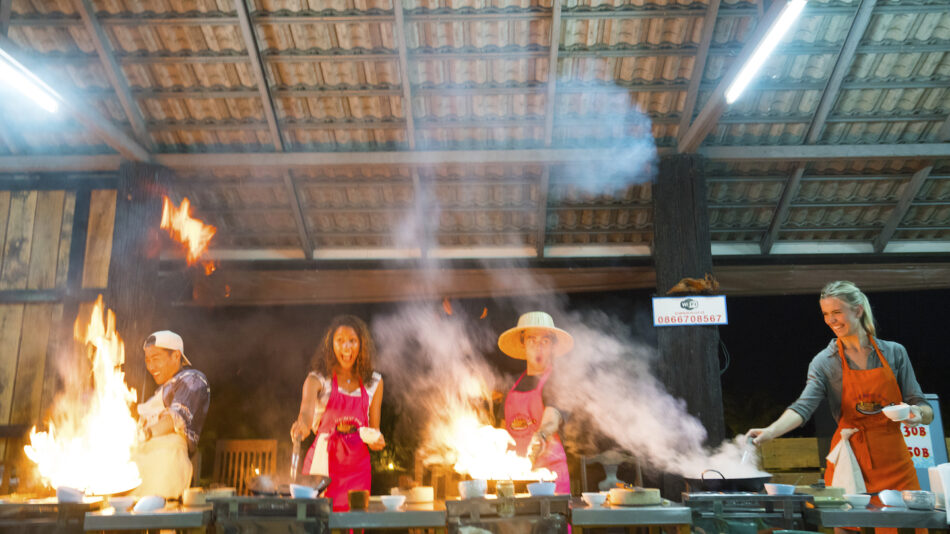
497;311;574;360
144;330;192;366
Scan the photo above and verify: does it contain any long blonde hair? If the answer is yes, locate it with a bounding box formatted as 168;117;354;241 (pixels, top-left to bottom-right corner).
820;280;876;337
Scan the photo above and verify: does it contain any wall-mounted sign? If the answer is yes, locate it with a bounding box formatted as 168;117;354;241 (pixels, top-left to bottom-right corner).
652;295;728;327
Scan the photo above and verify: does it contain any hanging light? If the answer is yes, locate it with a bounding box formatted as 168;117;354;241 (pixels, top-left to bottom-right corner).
0;46;61;113
725;0;808;104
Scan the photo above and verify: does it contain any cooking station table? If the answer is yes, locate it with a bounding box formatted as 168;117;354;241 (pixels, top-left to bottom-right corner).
329;500;447;534
804;505;949;533
570;499;692;534
83;503;212;533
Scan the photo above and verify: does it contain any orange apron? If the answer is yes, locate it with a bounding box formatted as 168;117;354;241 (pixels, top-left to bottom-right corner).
824;338;919;534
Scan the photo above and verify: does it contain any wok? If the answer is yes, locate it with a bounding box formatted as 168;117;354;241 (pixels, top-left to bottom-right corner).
684;469;771;492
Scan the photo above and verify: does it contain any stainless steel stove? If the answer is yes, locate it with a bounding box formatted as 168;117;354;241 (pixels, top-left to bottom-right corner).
682;492;814;532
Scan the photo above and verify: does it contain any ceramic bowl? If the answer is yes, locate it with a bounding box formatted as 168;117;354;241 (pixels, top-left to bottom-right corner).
381;494;406;510
527;482;556;497
458;479;487;499
582;492;607;507
902;490;935;510
132;495;165;513
844;494;871;508
108;496;136;513
763;483;795;495
56;486;83;504
290;484;316;499
882;404;910;421
879;489;906;507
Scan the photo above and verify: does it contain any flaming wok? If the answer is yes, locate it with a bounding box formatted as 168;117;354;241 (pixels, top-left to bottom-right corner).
684;469;772;492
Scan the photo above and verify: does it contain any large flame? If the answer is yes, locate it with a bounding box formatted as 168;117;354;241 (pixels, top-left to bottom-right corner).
24;295;142;495
160;196;216;270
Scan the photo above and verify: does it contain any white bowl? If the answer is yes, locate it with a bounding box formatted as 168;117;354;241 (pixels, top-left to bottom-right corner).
902;490;935;510
359;427;382;444
879;489;906;507
56;486;83;504
458;479;487;499
108;496;136;513
132;495;165;513
582;492;607;507
527;481;556;496
844;494;871;508
381;494;406;510
763;483;795;495
882;404;910;421
289;484;316;499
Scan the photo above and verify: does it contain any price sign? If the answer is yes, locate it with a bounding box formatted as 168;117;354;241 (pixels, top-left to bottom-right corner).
901;422;936;468
652;295;728;327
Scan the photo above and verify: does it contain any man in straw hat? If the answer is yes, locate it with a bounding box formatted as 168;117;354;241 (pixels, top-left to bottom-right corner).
498;311;573;494
134;330;210;499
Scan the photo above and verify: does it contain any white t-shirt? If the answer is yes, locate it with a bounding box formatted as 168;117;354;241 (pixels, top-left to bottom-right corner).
309;371;381;428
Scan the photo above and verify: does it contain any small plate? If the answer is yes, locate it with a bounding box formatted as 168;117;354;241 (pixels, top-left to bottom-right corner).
813;496;848;508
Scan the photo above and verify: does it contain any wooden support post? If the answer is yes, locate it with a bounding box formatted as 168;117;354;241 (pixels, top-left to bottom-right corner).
652;154;725;443
108;162;170;401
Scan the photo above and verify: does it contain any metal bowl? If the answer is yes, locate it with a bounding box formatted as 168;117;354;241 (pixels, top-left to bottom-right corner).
901;490;935;510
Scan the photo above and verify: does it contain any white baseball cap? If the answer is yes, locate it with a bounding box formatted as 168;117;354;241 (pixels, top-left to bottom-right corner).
143;330;192;366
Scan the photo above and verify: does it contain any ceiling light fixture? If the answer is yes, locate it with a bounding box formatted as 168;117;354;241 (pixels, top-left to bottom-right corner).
0;47;61;113
725;0;808;104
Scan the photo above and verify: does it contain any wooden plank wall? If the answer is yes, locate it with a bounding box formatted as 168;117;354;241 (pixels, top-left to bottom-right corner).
0;186;117;493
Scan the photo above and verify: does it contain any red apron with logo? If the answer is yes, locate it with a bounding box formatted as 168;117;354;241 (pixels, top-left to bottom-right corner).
505;372;571;494
302;374;371;511
825;338;919;533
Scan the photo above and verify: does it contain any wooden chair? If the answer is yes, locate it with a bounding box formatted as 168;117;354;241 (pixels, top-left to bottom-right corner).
212;439;278;495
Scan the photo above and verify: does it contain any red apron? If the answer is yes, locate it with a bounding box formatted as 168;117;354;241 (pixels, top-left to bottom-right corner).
505;372;571;494
824;337;919;512
302;374;371;511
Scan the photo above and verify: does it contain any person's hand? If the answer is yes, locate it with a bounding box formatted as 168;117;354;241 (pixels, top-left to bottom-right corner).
291;420;309;442
904;405;923;427
745;427;774;446
368;434;386;451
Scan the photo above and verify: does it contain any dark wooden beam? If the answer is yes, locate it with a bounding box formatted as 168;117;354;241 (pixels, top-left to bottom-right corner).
283;172;312;260
803;0;877;144
76;0;153;150
535;167;550;258
542;0;562;146
872;164;933;253
760;165;805;254
938;113;950;142
677;0;721;147
677;0;794;153
392;0;416;149
233;0;284;151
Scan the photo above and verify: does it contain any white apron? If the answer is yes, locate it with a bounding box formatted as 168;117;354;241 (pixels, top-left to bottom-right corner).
133;389;192;499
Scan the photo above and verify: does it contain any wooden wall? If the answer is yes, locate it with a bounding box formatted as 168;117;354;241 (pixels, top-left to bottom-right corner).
0;185;117;493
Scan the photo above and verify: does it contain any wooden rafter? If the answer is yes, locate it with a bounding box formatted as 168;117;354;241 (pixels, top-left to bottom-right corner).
537;0;562;258
804;0;877;144
536;167;550;258
233;0;284;151
392;0;416;150
760;165;805;254
938;113;950;142
872;163;934;253
676;0;721;147
284;172;313;260
76;0;153;151
677;0;796;153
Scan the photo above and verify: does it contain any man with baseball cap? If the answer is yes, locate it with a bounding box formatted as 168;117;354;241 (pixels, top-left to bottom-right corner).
134;330;210;499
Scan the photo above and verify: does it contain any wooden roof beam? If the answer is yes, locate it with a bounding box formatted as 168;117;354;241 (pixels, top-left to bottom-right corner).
872;164;933;253
804;0;877;144
77;0;153;151
938;113;950;142
538;0;562;257
677;0;799;154
677;0;721;147
234;0;284;151
760;165;805;254
392;0;416;150
284;172;313;260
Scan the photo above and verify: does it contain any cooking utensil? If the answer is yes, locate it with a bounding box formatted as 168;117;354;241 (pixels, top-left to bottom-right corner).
684;469;772;492
290;435;302;483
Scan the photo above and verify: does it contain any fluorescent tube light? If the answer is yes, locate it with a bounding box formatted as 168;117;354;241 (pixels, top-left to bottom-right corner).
725;0;807;104
0;47;60;113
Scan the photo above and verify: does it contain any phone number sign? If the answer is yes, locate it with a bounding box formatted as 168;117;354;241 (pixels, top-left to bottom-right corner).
901;422;936;468
652;295;728;327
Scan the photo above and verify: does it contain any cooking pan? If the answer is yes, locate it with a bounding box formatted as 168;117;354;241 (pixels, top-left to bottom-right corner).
684;469;771;492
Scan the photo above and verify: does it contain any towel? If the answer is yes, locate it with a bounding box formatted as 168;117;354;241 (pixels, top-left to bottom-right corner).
826;428;866;495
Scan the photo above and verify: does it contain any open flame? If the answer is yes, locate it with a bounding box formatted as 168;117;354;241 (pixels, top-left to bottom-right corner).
24;295;142;495
442;414;556;481
160;196;216;273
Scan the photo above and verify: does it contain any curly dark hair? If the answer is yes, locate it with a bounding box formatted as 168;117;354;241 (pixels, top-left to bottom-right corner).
310;315;376;383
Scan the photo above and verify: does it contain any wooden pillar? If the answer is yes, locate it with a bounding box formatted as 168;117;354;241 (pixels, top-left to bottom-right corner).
108;162;170;402
652;154;725;444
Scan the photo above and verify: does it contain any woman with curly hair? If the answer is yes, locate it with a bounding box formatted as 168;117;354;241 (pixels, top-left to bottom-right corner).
292;315;385;510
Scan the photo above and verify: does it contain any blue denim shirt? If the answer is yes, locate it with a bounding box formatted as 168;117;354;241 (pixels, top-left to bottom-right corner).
161;366;210;454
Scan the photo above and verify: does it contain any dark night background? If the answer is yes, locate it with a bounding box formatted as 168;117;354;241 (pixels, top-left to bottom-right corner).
151;285;950;483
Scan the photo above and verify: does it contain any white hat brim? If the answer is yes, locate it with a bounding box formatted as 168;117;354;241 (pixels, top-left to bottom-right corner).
497;325;574;360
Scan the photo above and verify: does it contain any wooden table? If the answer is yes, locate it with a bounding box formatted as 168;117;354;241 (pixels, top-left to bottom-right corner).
83;503;212;533
570;499;692;534
804;504;948;534
329;500;447;534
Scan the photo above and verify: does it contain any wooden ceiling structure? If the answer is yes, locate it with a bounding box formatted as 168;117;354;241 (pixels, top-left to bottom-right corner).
1;0;949;302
